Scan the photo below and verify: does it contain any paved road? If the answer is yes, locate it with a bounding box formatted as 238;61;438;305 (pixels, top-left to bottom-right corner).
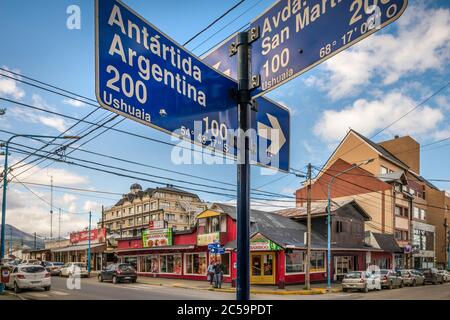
9;277;450;300
10;276;282;300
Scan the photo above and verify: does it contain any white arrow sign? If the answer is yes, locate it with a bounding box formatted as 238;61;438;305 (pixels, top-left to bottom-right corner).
257;113;286;156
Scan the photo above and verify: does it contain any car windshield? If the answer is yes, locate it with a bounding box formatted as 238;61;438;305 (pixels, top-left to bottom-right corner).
380;270;389;275
345;272;362;279
118;264;135;271
54;262;64;266
20;266;45;273
74;263;86;268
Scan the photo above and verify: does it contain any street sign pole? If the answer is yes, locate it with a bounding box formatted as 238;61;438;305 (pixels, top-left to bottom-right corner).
235;31;251;301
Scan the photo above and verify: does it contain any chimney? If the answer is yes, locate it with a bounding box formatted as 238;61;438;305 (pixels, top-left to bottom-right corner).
379;136;421;173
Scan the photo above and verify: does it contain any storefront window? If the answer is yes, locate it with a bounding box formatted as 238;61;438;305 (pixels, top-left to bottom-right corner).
124;256;138;269
310;251;325;271
185;253;207;275
159;254;182;274
285;251;304;274
221;253;230;276
144;255;159;273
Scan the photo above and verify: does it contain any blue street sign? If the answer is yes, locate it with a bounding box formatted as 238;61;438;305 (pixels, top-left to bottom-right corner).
96;0;290;172
95;0;237;151
203;0;408;98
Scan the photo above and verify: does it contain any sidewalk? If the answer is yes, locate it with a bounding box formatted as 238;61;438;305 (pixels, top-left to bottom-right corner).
0;292;21;300
136;276;342;295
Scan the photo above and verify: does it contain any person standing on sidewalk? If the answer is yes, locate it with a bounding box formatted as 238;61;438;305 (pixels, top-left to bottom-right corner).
213;261;223;289
207;261;215;286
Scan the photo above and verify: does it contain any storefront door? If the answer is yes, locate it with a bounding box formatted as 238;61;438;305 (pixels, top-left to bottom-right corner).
250;252;275;284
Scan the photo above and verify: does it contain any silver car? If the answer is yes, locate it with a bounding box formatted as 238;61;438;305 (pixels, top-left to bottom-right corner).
380;269;404;289
400;269;425;286
342;271;381;293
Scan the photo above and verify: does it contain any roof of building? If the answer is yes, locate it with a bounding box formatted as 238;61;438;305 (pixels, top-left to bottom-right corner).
213;203;327;248
112;185;200;207
274;199;372;221
377;171;408;184
351;130;410;169
366;232;402;253
130;183;142;191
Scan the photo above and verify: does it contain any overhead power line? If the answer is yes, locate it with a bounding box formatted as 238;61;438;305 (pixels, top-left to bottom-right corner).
183;0;246;46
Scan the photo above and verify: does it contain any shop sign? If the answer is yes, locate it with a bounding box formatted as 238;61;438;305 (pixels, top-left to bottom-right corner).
197;232;220;246
70;228;107;245
250;236;282;251
142;228;173;247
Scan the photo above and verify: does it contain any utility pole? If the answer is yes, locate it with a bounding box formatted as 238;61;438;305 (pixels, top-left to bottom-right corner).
101;205;104;229
9;225;12;257
34;232;36;250
58;208;61;248
50;176;53;239
305;163;312;290
87;211;92;275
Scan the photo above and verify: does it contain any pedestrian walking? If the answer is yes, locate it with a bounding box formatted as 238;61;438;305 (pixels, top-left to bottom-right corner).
213;261;223;289
207;261;215;286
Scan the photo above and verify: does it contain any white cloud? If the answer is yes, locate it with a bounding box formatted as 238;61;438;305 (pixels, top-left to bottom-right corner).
314;92;444;142
12;164;89;186
9;94;71;132
0;67;25;99
63;98;86;108
1;188;91;237
306;4;450;100
83;200;102;213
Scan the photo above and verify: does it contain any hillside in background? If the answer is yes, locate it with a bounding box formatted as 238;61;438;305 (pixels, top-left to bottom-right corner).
0;224;45;250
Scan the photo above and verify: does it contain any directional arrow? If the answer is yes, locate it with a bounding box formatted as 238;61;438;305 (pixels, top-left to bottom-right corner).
212;61;231;77
257;114;286;156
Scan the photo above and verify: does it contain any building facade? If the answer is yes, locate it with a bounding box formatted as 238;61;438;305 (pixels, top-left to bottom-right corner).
296;130;447;268
115;203;398;287
100;184;207;237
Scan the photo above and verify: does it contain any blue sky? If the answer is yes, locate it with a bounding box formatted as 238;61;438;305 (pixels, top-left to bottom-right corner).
0;0;449;237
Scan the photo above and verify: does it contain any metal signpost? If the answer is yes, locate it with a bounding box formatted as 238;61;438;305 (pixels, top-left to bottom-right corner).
203;0;409;97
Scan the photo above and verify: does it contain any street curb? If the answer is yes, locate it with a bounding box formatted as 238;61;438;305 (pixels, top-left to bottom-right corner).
137;280;342;295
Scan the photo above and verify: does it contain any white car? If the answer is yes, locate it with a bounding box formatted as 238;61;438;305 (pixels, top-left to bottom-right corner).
60;262;89;278
21;259;41;265
342;271;381;293
437;270;450;282
5;265;51;293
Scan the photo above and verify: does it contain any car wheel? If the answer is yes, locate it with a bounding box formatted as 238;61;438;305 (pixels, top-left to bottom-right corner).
44;286;51;291
399;281;403;288
342;288;347;292
412;280;416;287
132;279;137;283
98;275;103;282
363;285;369;293
388;282;393;290
14;282;21;294
112;276;118;284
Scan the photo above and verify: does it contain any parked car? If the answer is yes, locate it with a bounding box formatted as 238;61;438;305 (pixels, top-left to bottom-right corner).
437;270;450;282
380;269;403;289
98;263;137;284
60;262;89;278
342;271;381;293
420;268;444;285
399;269;425;287
21;259;41;265
44;262;65;276
5;265;51;293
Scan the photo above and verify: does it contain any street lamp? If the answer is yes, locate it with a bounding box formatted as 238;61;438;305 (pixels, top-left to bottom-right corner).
326;158;374;292
0;108;6;116
0;134;79;293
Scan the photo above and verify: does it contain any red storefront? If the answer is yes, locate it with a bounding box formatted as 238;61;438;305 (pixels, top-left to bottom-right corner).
115;204;392;287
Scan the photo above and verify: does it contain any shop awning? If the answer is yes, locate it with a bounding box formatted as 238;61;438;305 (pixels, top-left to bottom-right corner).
196;210;221;219
115;245;195;253
51;243;106;253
